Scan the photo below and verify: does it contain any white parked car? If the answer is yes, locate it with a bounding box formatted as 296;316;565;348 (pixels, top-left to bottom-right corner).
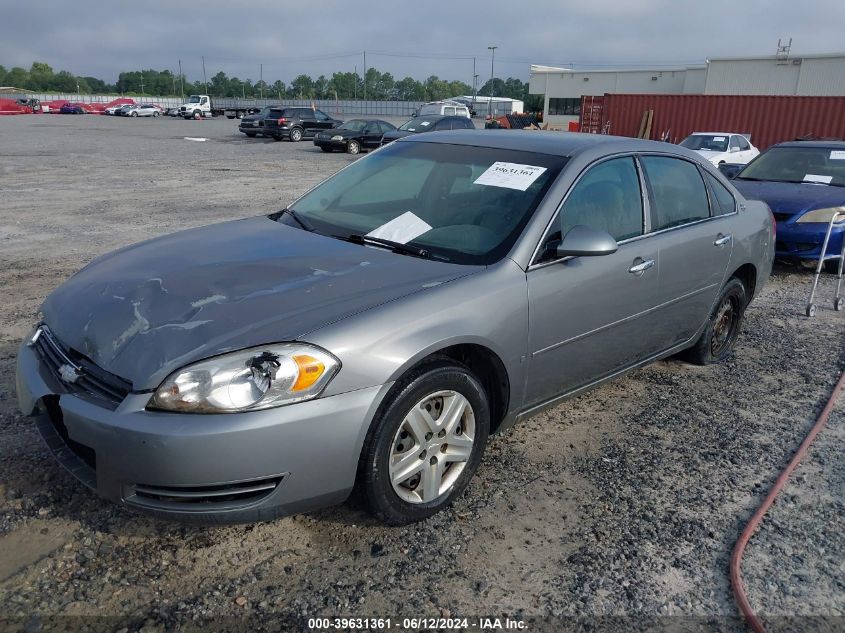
417;101;471;118
679;132;759;166
123;104;162;118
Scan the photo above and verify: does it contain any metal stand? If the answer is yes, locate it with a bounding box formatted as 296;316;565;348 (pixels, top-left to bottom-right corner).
806;211;845;317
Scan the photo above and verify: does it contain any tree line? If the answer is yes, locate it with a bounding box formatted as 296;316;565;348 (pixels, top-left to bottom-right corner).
0;62;540;107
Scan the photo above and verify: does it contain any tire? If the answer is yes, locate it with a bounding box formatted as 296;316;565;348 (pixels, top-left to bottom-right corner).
357;361;490;525
320;146;333;153
289;127;303;142
272;135;282;141
130;111;138;117
245;132;257;138
823;259;841;274
226;115;235;119
347;139;361;155
193;110;202;120
153;111;159;117
683;278;747;365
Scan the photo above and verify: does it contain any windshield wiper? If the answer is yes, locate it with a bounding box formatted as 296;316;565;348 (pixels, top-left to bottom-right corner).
344;234;434;259
278;208;314;232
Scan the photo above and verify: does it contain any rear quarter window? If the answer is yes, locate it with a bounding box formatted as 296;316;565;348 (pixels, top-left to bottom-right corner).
704;172;737;215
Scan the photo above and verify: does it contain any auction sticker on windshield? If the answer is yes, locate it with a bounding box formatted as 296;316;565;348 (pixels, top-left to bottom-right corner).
830;151;845;160
474;162;547;191
804;174;833;184
366;211;432;244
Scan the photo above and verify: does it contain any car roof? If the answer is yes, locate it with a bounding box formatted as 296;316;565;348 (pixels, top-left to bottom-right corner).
690;132;741;136
400;129;698;158
771;139;845;149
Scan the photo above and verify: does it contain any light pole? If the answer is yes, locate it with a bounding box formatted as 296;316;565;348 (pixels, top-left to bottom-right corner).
487;45;497;119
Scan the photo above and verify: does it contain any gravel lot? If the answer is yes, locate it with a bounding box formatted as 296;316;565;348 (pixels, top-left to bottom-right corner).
0;114;843;632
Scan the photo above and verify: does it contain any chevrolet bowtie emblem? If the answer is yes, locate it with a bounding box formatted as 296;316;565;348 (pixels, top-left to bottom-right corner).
58;364;81;384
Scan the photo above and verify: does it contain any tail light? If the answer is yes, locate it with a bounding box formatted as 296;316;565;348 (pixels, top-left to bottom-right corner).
277;117;287;124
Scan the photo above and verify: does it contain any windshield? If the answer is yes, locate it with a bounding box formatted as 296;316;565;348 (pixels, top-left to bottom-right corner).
737;146;845;186
680;135;730;152
188;96;201;103
284;141;566;265
338;120;367;131
399;117;437;132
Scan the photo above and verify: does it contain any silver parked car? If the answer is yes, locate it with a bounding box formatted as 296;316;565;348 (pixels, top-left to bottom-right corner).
123;103;161;118
16;131;774;525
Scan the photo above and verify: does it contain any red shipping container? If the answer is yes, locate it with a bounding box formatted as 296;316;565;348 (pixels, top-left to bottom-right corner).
580;94;845;150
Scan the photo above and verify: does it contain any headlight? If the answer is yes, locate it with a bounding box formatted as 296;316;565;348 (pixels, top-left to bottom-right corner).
331;135;343;141
796;207;845;223
148;343;340;413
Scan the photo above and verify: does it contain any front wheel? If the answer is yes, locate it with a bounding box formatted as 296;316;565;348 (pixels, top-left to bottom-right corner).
245;132;257;138
193;110;202;120
152;111;159;117
358;362;490;525
347;139;361;154
289;127;303;142
683;278;747;365
130;111;138;117
320;146;333;153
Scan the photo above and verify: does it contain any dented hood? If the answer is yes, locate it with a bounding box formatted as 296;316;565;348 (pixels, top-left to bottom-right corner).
41;217;477;390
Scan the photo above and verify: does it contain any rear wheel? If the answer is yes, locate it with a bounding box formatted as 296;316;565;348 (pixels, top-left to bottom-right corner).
152;111;159;117
358;361;490;525
245;132;257;138
347;139;361;154
272;135;282;141
683;278;747;365
289;127;303;142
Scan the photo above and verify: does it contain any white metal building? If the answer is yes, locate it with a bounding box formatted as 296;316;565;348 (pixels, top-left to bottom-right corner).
530;51;845;127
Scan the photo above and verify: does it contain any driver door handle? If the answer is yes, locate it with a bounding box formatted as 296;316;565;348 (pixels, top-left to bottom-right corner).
714;233;732;246
628;259;655;275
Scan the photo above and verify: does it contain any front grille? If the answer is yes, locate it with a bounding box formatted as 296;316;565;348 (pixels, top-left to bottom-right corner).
126;476;284;511
31;326;132;409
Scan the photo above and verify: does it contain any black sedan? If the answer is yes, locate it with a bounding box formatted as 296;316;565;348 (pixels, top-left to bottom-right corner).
313;119;397;154
381;115;475;145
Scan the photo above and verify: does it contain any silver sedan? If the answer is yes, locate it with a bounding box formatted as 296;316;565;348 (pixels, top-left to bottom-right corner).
16;131;774;525
123;104;161;118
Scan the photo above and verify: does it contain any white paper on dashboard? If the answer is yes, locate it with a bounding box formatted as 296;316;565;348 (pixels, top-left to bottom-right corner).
366;211;432;244
830;151;845;160
474;162;547;191
803;174;833;184
713;136;726;141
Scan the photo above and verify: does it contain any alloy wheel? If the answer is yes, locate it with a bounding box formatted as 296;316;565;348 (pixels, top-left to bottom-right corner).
388;390;475;504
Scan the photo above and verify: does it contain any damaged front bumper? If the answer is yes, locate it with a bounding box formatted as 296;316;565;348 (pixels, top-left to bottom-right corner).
16;340;387;523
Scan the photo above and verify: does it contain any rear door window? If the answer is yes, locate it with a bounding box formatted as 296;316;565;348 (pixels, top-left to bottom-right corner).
640;156;711;230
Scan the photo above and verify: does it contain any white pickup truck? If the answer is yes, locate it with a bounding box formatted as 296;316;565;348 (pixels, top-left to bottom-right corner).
177;95;263;120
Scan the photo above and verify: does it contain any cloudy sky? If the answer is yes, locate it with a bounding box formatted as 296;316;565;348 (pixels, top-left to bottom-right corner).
2;0;843;86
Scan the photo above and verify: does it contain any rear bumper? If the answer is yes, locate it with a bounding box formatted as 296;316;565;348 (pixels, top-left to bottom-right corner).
775;221;844;260
16;340;389;524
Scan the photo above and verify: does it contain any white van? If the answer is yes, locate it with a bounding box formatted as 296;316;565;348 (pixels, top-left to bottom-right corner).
417;101;471;118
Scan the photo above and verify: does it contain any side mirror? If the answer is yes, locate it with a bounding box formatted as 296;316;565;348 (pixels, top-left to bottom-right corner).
718;163;744;180
556;225;618;258
728;146;740;153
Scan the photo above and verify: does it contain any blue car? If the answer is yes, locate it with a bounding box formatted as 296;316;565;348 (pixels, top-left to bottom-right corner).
729;141;844;269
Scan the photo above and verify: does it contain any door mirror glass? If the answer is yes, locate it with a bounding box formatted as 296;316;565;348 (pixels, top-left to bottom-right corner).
556;225;618;257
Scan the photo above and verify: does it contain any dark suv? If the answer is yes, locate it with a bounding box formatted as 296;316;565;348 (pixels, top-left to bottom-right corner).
263;107;342;142
381;115;475;145
238;106;280;138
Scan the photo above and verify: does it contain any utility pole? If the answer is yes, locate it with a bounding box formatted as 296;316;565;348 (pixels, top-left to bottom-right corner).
202;56;208;94
362;50;367;101
487;46;497;118
178;59;184;99
260;63;263;99
354;65;357;100
472;57;476;102
139;74;144;95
